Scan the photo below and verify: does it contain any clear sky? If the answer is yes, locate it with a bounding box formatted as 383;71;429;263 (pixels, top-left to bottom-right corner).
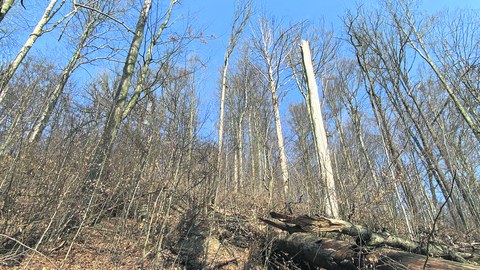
177;0;480;138
181;0;480;67
3;0;480;140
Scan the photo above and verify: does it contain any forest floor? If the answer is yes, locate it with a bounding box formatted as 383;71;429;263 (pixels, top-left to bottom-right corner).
0;198;278;270
1;197;479;270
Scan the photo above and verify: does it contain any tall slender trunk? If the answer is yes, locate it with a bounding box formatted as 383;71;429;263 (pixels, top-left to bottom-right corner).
393;12;480;143
0;0;65;104
0;0;14;23
186;74;196;189
86;0;152;184
349;105;395;220
235;119;244;191
216;1;250;201
367;89;413;236
247;111;256;190
390;82;469;228
268;73;290;201
27;16;95;143
300;40;339;218
425;114;478;227
216;58;229;202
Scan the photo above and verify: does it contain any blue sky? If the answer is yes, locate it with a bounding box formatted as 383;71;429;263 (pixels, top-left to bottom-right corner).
182;0;480;67
3;0;480;140
178;0;480;139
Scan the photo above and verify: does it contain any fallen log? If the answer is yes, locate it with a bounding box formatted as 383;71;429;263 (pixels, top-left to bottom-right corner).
373;248;479;270
260;212;480;269
262;212;466;262
273;233;358;270
272;234;478;269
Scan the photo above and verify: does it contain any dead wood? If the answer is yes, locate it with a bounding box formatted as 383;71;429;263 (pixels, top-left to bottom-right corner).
270;233;480;270
373;248;480;270
273;233;358;270
262;212;467;262
260;212;480;269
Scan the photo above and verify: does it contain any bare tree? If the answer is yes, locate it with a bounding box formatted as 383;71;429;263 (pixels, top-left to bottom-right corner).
300;40;339;218
288;102;316;213
345;8;416;235
0;0;72;104
389;1;480;143
251;19;298;201
216;0;251;199
0;57;60;155
27;0;119;143
85;0;154;184
345;1;480;233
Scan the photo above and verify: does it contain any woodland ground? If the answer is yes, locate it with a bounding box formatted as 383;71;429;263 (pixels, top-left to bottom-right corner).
1;193;479;270
1;1;480;269
0;194;292;270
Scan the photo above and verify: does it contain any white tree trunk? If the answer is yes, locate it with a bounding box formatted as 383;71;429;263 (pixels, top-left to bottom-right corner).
216;1;250;200
27;8;96;143
0;0;64;104
86;0;152;183
0;0;15;23
267;66;290;201
300;40;339;218
217;59;228;194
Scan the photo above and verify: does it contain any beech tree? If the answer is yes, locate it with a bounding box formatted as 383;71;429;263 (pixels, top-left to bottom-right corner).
0;0;19;23
27;0;119;143
251;19;297;201
389;2;480;143
345;0;480;232
0;0;71;104
387;1;480;228
216;0;251;200
85;0;153;185
299;40;339;218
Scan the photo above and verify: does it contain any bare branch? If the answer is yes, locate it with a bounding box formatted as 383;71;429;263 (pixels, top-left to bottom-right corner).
74;2;135;34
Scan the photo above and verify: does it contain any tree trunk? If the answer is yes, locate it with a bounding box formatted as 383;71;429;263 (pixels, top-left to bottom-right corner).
247;110;256;190
261;212;478;269
216;0;250;201
268;75;290;201
86;0;152;184
394;12;480;143
273;234;478;270
27;10;95;143
0;0;14;23
0;0;64;104
217;58;227;196
300;40;339;218
275;233;357;270
348;103;394;220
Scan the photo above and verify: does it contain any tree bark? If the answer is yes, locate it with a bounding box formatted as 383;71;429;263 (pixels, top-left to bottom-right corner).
268;73;290;200
274;233;357;270
393;11;480;143
27;7;98;143
216;0;250;201
0;0;14;23
262;212;469;262
0;0;65;104
300;40;339;218
272;233;478;270
86;0;152;184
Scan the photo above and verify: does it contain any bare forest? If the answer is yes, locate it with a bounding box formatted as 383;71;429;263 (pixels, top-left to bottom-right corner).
0;0;479;269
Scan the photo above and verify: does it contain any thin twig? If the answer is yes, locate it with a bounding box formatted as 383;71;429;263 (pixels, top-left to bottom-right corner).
74;3;135;34
0;234;59;269
423;171;456;269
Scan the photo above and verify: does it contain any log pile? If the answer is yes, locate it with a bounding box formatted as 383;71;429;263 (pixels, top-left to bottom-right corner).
260;212;479;269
